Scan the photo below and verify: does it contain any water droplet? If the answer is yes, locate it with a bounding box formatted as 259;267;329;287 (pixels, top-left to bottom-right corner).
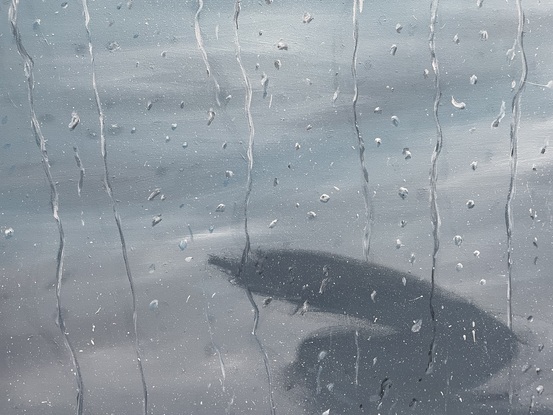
4;227;14;239
318;350;328;361
466;200;475;209
474;250;481;258
274;59;281;69
302;12;314;24
147;188;161;201
68;111;80;130
479;279;486;285
146;100;153;110
479;30;488;41
396;239;402;249
390;44;398;55
395;23;403;33
295;142;301;150
215;204;226;212
263;297;273;307
470;74;478;85
411;319;423;333
182;142;188;149
477;0;484;7
152;215;162;227
402;276;407;286
131;127;137;134
178;239;188;251
398;187;409;200
454;235;463;246
375;137;382;146
400;220;407;228
225;170;234;179
149;299;159;311
536;385;544;395
307;211;317;219
391;115;399;126
185;256;193;263
268;219;278;229
453;34;460;44
171;123;177;130
470;161;478;170
409;253;416;264
456;263;464;272
208;225;215;233
451;96;466;109
161;50;167;58
423;69;430;78
207;108;215;126
320;194;330;203
148;264;156;274
277;39;288;50
402;148;412;160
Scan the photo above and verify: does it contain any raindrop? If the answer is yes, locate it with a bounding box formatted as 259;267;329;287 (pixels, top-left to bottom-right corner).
4;227;14;239
263;297;273;307
396;239;402;249
171;123;177;130
320;194;330;203
273;178;279;187
470;74;478;85
295;142;301;150
375;137;382;146
268;219;278;229
182;142;188;149
466;200;475;209
318;351;328;361
479;279;486;285
423;69;430;78
208;225;215;233
453;34;460;44
274;59;281;70
533;237;538;247
302;12;314;24
411;319;423;333
277;39;289;50
161;51;167;58
402;148;412;160
477;0;484;7
225;170;234;179
222;141;227;150
473;250;481;257
306;124;312;131
536;385;544;395
185;256;193;263
479;30;488;41
61;2;68;8
322;410;330;415
152;215;162;227
207;108;215;126
307;211;317;219
540;145;546;154
180;101;185;109
390;44;397;55
148;264;155;274
131;127;137;134
400;220;407;227
146;100;153;110
149;299;159;311
402;276;407;286
454;235;463;246
395;23;403;33
409;253;416;264
527;315;534;322
391;115;399;126
398;187;408;200
451;96;466;109
178;239;188;251
147;188;161;201
68;111;80;130
470;161;478;170
215;204;226;212
456;263;464;272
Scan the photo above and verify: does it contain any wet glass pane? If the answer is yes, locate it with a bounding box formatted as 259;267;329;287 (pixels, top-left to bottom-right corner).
1;1;552;414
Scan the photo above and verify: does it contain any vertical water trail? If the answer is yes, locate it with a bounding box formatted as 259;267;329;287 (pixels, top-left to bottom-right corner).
73;146;85;197
8;2;84;413
505;0;527;405
425;0;443;375
195;0;222;106
233;2;275;414
351;0;372;261
80;2;148;414
202;290;227;392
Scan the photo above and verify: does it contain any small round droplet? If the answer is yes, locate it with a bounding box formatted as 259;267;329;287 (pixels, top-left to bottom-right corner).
178;239;188;251
473;250;480;258
318;350;327;361
225;170;234;178
274;59;281;69
4;227;14;239
470;74;478;85
470;161;478;170
536;385;544;395
171;123;178;130
479;279;486;285
131;127;137;134
149;299;159;311
307;211;317;219
391;115;399;126
390;44;398;55
409;253;416;264
400;219;407;228
395;23;403;33
320;194;330;203
215;203;226;212
402;148;412;160
453;34;460;44
466;200;475;209
456;263;464;272
268;219;278;228
277;39;288;50
398;187;408;200
454;235;463;246
396;239;402;249
374;107;382;114
295;142;301;150
182;142;188;149
375;137;382;146
208;225;215;233
411;319;423;333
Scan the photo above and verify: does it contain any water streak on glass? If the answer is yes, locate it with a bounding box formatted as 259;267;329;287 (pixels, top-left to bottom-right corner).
80;1;149;413
425;0;443;376
8;1;84;413
233;2;275;414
